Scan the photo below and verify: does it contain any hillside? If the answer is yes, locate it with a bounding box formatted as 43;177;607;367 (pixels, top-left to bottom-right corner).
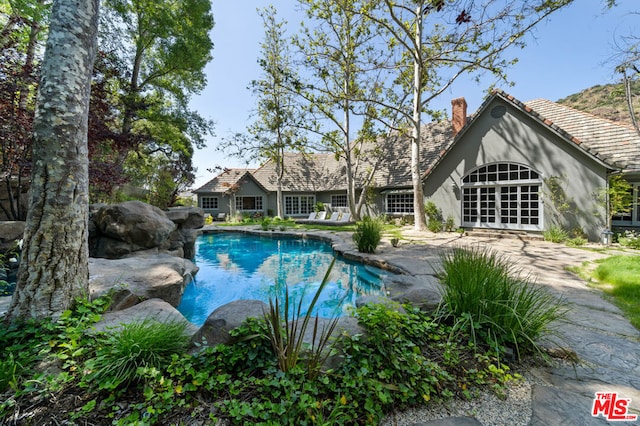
556;81;640;125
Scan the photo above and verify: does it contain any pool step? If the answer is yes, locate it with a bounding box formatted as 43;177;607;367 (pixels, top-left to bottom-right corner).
364;265;387;280
357;268;384;288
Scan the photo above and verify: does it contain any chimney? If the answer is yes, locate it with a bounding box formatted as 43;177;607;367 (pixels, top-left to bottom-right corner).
451;97;467;136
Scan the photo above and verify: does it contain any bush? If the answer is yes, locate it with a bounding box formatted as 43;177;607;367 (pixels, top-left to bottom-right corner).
618;230;640;249
436;246;566;359
543;225;568;243
424;200;443;222
566;237;587;247
353;216;383;253
428;219;443;233
444;215;456;232
85;319;190;390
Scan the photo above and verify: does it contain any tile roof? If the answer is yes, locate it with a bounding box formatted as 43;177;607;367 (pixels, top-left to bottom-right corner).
248;122;455;192
197;89;640;195
193;168;257;193
373;121;453;188
523;97;640;170
251;152;347;192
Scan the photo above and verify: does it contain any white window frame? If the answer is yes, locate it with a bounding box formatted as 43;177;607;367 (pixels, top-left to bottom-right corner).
386;192;414;214
461;162;543;231
200;196;218;210
284;195;316;216
331;194;348;208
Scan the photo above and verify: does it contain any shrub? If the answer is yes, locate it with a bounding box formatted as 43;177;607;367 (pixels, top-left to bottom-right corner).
353;216;383;253
618;230;640;249
566;237;587;247
85;319;190;390
436;246;566;359
444;215;456;232
424;200;443;222
543;225;568;243
428;219;443;233
261;217;272;231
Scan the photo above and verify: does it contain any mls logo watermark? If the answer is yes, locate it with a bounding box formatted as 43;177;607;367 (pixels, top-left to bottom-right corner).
592;392;638;421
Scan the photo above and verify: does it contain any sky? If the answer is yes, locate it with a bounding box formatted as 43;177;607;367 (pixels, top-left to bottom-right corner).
188;0;638;189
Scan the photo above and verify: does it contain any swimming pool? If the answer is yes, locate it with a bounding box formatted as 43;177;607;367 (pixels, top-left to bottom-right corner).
177;233;387;326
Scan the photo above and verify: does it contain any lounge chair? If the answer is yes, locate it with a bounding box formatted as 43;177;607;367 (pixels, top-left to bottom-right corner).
215;212;226;222
338;213;352;223
295;212;317;224
323;212;341;223
295;211;327;224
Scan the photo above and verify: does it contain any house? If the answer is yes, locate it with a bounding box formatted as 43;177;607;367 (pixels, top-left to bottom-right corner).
425;90;640;241
194;89;640;240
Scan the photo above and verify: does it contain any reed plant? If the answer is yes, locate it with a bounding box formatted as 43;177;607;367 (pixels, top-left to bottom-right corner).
353;216;383;253
263;258;341;378
436;246;567;359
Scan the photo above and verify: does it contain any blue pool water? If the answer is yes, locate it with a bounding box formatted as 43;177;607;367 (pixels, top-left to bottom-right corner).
177;233;387;326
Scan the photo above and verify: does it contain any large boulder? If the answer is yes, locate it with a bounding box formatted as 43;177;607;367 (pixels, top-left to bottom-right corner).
94;201;176;251
90;202;204;260
0;221;25;252
165;207;205;229
384;274;443;312
89;254;198;309
191;300;268;347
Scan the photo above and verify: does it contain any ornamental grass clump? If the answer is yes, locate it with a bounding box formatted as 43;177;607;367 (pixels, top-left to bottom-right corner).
263;259;341;378
436;246;567;359
85;319;190;390
353;215;383;253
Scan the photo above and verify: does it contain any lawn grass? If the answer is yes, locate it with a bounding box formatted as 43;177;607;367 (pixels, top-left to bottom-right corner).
590;255;640;330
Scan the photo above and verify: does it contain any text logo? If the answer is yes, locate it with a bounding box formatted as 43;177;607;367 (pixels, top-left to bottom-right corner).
592;392;638;421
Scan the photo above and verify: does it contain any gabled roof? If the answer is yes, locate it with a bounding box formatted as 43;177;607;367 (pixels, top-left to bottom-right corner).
197;90;640;195
193;168;262;193
247;124;455;193
373;121;453;189
523;97;640;170
251;152;347;192
424;89;640;179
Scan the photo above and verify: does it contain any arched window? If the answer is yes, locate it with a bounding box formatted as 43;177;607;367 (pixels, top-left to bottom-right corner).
461;163;542;230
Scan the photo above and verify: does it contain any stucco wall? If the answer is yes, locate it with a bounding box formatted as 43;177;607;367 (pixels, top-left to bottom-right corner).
424;98;610;241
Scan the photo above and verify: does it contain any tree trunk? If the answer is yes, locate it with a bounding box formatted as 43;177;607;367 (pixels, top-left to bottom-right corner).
8;0;100;321
275;143;284;218
411;3;427;231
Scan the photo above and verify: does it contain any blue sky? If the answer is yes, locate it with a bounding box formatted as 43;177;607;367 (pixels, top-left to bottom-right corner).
189;1;638;189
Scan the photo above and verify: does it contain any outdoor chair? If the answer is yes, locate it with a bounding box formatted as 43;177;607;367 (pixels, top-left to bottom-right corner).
323;212;341;223
338;213;351;223
295;212;317;224
215;212;226;221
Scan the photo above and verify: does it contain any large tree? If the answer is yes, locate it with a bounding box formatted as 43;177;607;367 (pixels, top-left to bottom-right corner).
8;0;99;320
611;8;640;136
223;6;305;218
100;0;214;206
294;0;388;220
0;0;51;220
360;0;574;230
